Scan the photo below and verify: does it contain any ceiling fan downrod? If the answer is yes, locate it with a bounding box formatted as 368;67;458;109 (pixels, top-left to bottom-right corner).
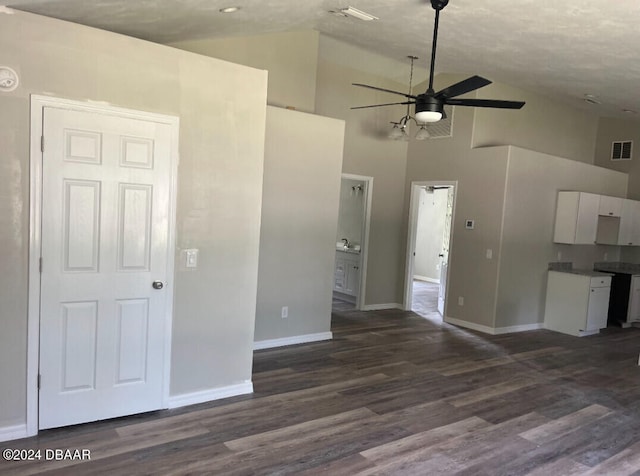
427;0;449;92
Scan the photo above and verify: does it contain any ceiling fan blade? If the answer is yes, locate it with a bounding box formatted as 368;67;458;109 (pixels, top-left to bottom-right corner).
351;101;415;110
444;98;525;109
353;83;417;99
434;76;492;99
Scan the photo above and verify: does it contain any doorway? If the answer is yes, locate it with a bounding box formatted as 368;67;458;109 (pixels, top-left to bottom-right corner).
27;96;179;435
332;174;373;311
404;181;456;320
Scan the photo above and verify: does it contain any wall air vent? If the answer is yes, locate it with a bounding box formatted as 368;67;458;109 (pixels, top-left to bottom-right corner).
611;140;632;161
427;105;454;139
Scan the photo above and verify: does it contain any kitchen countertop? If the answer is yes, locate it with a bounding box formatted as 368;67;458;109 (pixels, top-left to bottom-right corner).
593;262;640;275
550;269;613;277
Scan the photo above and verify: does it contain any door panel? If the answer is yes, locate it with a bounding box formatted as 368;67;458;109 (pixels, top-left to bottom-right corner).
39;106;173;430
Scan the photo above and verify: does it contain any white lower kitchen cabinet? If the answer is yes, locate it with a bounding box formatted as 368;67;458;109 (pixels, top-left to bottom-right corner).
544;271;612;337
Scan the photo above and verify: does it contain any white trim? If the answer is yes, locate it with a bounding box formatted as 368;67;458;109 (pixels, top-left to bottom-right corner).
253;332;333;350
27;94;180;436
362;303;403;311
444;316;497;334
413;275;440;284
494;323;544;335
167;382;254;409
0;424;28;443
341;174;373;311
445;316;544;335
404;181;457;313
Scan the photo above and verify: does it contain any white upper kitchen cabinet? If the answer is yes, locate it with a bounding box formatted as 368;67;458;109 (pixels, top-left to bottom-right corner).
618;199;640;246
598;195;623;217
554;191;600;244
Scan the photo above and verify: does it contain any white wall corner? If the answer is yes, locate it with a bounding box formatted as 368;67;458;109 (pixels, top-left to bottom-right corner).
167;381;253;409
254;332;333;351
362;303;403;311
0;423;28;443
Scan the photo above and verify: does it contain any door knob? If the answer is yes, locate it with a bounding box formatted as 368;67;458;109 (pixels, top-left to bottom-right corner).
152;281;164;290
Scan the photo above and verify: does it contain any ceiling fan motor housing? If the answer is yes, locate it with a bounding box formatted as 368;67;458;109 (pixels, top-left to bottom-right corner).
416;94;444;115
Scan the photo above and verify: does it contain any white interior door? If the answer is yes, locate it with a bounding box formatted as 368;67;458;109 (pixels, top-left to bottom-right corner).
437;187;454;315
39;106;173;429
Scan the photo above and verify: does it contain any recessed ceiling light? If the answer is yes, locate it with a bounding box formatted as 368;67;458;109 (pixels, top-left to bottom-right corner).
583;94;600;105
623;109;637;114
219;6;240;13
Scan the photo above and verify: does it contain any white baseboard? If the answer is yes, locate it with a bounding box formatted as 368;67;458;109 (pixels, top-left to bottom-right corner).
413;275;440;284
362;303;403;311
167;381;253;409
254;332;333;350
445;317;544;335
445;316;496;334
494;323;544;335
0;423;28;443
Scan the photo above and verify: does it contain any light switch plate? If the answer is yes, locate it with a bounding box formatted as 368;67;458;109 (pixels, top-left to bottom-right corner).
185;249;198;268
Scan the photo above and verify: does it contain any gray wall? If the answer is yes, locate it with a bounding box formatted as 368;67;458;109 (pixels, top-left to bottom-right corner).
254;106;344;342
315;37;411;307
414;188;448;281
474;82;600;164
0;11;266;428
170;31;319;113
337;178;365;247
172;31;411;308
495;147;627;329
407;75;511;327
594;117;640;199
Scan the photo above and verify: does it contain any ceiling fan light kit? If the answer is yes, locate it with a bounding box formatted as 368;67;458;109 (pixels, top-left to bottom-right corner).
351;0;525;134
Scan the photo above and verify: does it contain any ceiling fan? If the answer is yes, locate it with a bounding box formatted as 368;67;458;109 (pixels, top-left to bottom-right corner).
352;0;525;123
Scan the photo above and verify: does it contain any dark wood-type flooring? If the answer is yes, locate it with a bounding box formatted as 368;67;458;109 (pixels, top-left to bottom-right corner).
5;306;640;475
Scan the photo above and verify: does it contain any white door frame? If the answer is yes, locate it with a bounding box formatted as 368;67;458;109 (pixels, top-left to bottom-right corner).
403;180;457;312
341;173;373;310
26;95;180;437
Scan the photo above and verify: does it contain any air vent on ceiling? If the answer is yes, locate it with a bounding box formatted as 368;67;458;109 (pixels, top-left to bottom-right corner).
426;105;454;139
611;141;633;161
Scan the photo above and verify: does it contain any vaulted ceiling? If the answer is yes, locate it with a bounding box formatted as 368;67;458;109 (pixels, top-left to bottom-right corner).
6;0;640;118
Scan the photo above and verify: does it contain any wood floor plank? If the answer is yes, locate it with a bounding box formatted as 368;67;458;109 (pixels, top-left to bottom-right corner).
224;407;377;451
583;441;640;475
519;404;613;444
359;416;490;463
524;457;591;476
445;376;539;407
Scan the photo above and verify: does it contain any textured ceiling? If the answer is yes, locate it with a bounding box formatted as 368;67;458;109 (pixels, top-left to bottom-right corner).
5;0;640;118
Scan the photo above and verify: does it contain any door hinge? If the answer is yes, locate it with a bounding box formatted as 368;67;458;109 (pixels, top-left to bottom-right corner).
37;374;41;390
41;136;44;152
39;257;43;273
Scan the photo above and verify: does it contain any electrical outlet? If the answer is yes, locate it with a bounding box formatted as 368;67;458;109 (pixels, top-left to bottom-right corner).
486;249;493;260
604;252;608;261
281;306;288;319
557;251;562;261
458;296;464;306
